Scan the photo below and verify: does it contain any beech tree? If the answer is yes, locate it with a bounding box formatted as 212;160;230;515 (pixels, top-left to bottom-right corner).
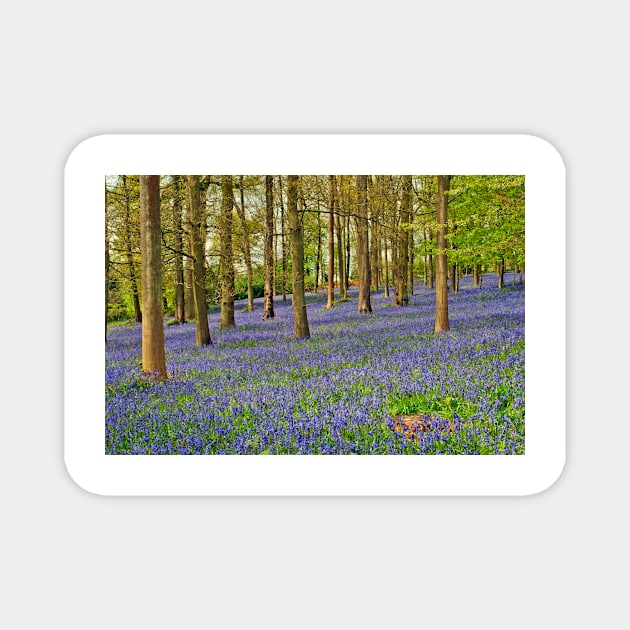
186;175;211;345
139;175;167;379
263;175;275;319
171;176;186;324
435;175;450;333
327;175;336;308
355;175;372;314
287;175;310;339
220;175;236;329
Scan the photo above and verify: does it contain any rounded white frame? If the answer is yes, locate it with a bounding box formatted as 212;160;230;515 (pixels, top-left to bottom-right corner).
64;134;565;495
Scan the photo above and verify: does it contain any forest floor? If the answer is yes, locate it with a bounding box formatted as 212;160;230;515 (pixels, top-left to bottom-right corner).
106;274;525;454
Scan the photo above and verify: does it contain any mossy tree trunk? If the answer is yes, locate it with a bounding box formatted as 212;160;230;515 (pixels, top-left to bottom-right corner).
220;176;236;329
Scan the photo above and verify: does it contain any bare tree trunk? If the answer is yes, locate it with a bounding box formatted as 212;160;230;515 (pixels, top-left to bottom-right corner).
355;175;372;313
336;211;346;301
186;175;211;346
395;175;411;306
435;175;450;333
327;175;336;308
172;176;185;324
139;176;167;378
122;176;142;323
220;176;236;329
428;229;434;289
498;257;505;289
287;176;310;339
105;218;110;343
263;176;275;320
183;198;195;320
314;194;322;293
383;236;390;297
234;175;254;312
277;176;287;301
409;226;415;296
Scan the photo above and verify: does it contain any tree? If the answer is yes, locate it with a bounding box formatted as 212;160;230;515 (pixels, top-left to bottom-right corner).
220;176;236;329
234;175;254;312
263;175;275;319
186;175;212;346
171;176;185;324
287;175;310;339
139;175;168;379
355;175;372;313
395;175;412;306
435;175;450;333
327;175;336;308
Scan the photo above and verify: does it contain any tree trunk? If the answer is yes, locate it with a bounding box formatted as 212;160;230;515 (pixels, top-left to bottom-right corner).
234;175;254;312
408;227;414;297
122;176;142;323
139;176;167;378
327;175;336;308
277;176;287;301
220;176;236;329
184;199;196;321
355;175;372;313
384;236;390;297
105;220;110;342
314;194;321;293
336;211;346;301
287;176;310;339
172;176;185;324
263;176;275;319
186;175;211;345
395;175;411;306
498;257;505;289
435;175;450;333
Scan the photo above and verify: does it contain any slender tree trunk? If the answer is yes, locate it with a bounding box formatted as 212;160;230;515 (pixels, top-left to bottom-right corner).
409;228;414;297
234;175;254;312
122;176;142;323
384;236;390;297
345;209;351;289
278;176;287;301
172;176;185;324
314;195;322;293
263;176;275;319
336;212;346;301
395;175;411;306
220;176;236;329
105;221;110;342
428;229;434;289
287;176;310;339
184;200;195;320
355;175;372;313
139;176;167;378
498;257;505;289
186;175;211;345
370;177;379;291
435;175;450;333
327;175;336;308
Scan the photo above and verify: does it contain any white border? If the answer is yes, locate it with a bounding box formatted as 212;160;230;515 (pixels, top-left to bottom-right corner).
64;134;565;496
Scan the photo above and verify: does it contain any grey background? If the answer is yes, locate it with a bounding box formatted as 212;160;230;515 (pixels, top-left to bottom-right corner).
3;2;627;628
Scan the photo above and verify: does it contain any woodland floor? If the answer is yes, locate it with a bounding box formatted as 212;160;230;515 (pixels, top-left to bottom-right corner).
106;274;525;455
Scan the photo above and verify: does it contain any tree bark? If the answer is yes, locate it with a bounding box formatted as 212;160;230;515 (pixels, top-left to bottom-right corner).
327;175;336;308
395;175;411;306
172;176;185;324
220;176;236;329
139;176;167;378
287;176;310;339
122;175;142;323
234;176;254;312
186;175;211;346
355;175;372;314
435;175;450;333
263;176;275;319
278;176;287;301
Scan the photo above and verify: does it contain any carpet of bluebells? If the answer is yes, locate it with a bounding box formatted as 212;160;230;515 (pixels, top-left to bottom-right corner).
106;273;525;455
